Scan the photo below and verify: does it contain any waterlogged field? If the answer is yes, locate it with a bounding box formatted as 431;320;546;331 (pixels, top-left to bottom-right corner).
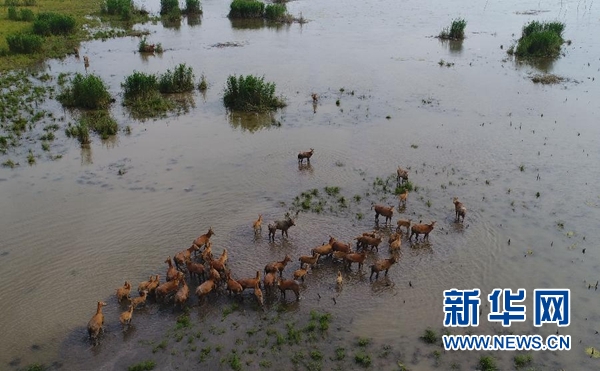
0;0;599;370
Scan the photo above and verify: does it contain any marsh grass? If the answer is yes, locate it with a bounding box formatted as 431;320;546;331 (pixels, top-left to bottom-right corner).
264;3;286;21
513;353;532;368
101;0;134;20
224;74;285;112
439;18;466;40
184;0;202;14
198;73;208;90
515;21;565;58
160;0;179;15
79;111;118;139
228;0;265;18
354;351;371;367
5;32;42;53
159;63;195;93
58;73;112;110
65;121;90;146
421;328;438;344
33;12;76;36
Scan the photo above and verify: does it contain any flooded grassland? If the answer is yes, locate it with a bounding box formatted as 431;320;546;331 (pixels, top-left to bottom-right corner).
1;0;599;370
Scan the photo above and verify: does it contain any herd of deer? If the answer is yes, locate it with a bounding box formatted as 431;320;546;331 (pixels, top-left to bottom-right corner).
87;151;468;345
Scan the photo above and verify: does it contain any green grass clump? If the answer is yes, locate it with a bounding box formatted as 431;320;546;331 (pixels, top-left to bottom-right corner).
123;71;158;99
6;32;42;53
127;360;156;371
101;0;134;20
33;12;76;36
19;8;35;21
421;328;438;344
7;6;18;20
439;18;466;39
160;0;179;15
264;3;286;20
515;21;565;58
58;73;112;109
228;0;265;18
354;352;371;367
65;121;90;146
80;111;118;139
223;74;286;112
184;0;202;14
228;352;242;371
513;353;532;368
478;355;498;371
23;363;45;371
324;186;340;196
122;71;174;119
198;73;207;90
158;63;195;93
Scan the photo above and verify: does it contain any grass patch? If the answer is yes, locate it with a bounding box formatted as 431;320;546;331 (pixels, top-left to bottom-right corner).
160;0;179;15
223;74;286;112
324;186;340;196
152;340;168;353
334;347;345;361
421;328;438;344
354;351;371;367
58;73;112;110
357;337;371;347
228;352;242;371
513;353;532;368
101;0;135;20
310;350;323;361
33;12;76;36
286;322;302;345
65;121;90;146
122;71;177;119
515;21;565;58
264;3;286;21
127;360;156;371
6;32;42;54
439;18;466;40
228;0;265;18
159;63;195;93
80;111;118;139
175;313;191;329
198;73;208;90
2;159;17;168
23;364;45;371
184;0;202;14
478;355;498;371
199;346;211;362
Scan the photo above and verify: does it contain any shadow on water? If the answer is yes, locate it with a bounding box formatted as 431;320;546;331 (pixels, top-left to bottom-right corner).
227;111;279;132
229;18;291;31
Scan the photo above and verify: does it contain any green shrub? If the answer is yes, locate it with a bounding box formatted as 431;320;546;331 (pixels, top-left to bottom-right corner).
158;63;195;93
228;0;265;18
184;0;202;14
224;74;285;112
81;111;118;139
439;18;466;39
264;3;286;20
6;32;42;54
58;73;112;109
160;0;179;15
7;6;18;20
515;21;564;58
20;8;34;21
33;12;76;36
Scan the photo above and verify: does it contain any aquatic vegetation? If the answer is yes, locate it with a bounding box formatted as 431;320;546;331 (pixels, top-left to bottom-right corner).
58;73;112;110
228;0;265;18
198;73;208;91
5;32;43;53
515;21;565;58
160;0;180;15
354;351;371;367
184;0;202;14
223;74;286;112
80;111;118;139
65;121;90;146
33;12;76;36
439;18;466;40
101;0;134;20
264;3;286;21
159;63;195;93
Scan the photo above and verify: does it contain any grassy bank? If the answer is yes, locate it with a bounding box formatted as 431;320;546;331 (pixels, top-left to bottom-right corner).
0;0;149;71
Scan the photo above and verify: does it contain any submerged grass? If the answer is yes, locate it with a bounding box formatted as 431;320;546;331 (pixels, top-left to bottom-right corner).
515;21;565;58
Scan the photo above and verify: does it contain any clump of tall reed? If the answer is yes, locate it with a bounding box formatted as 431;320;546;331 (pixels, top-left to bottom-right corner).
158;63;195;93
514;21;565;58
223;74;286;112
228;0;265;18
439;18;466;40
58;73;112;110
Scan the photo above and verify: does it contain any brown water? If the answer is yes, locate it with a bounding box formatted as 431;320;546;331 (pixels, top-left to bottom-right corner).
1;0;600;369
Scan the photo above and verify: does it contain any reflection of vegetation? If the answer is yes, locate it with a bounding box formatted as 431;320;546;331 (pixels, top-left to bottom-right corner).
227;111;278;132
224;74;286;112
439;18;466;40
515;21;565;58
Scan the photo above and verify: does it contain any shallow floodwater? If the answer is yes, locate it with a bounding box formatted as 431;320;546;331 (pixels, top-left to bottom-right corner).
1;0;600;369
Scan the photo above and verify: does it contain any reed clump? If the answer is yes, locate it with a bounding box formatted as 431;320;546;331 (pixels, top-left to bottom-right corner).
58;73;112;110
514;21;565;58
228;0;265;18
439;18;466;40
223;74;286;112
